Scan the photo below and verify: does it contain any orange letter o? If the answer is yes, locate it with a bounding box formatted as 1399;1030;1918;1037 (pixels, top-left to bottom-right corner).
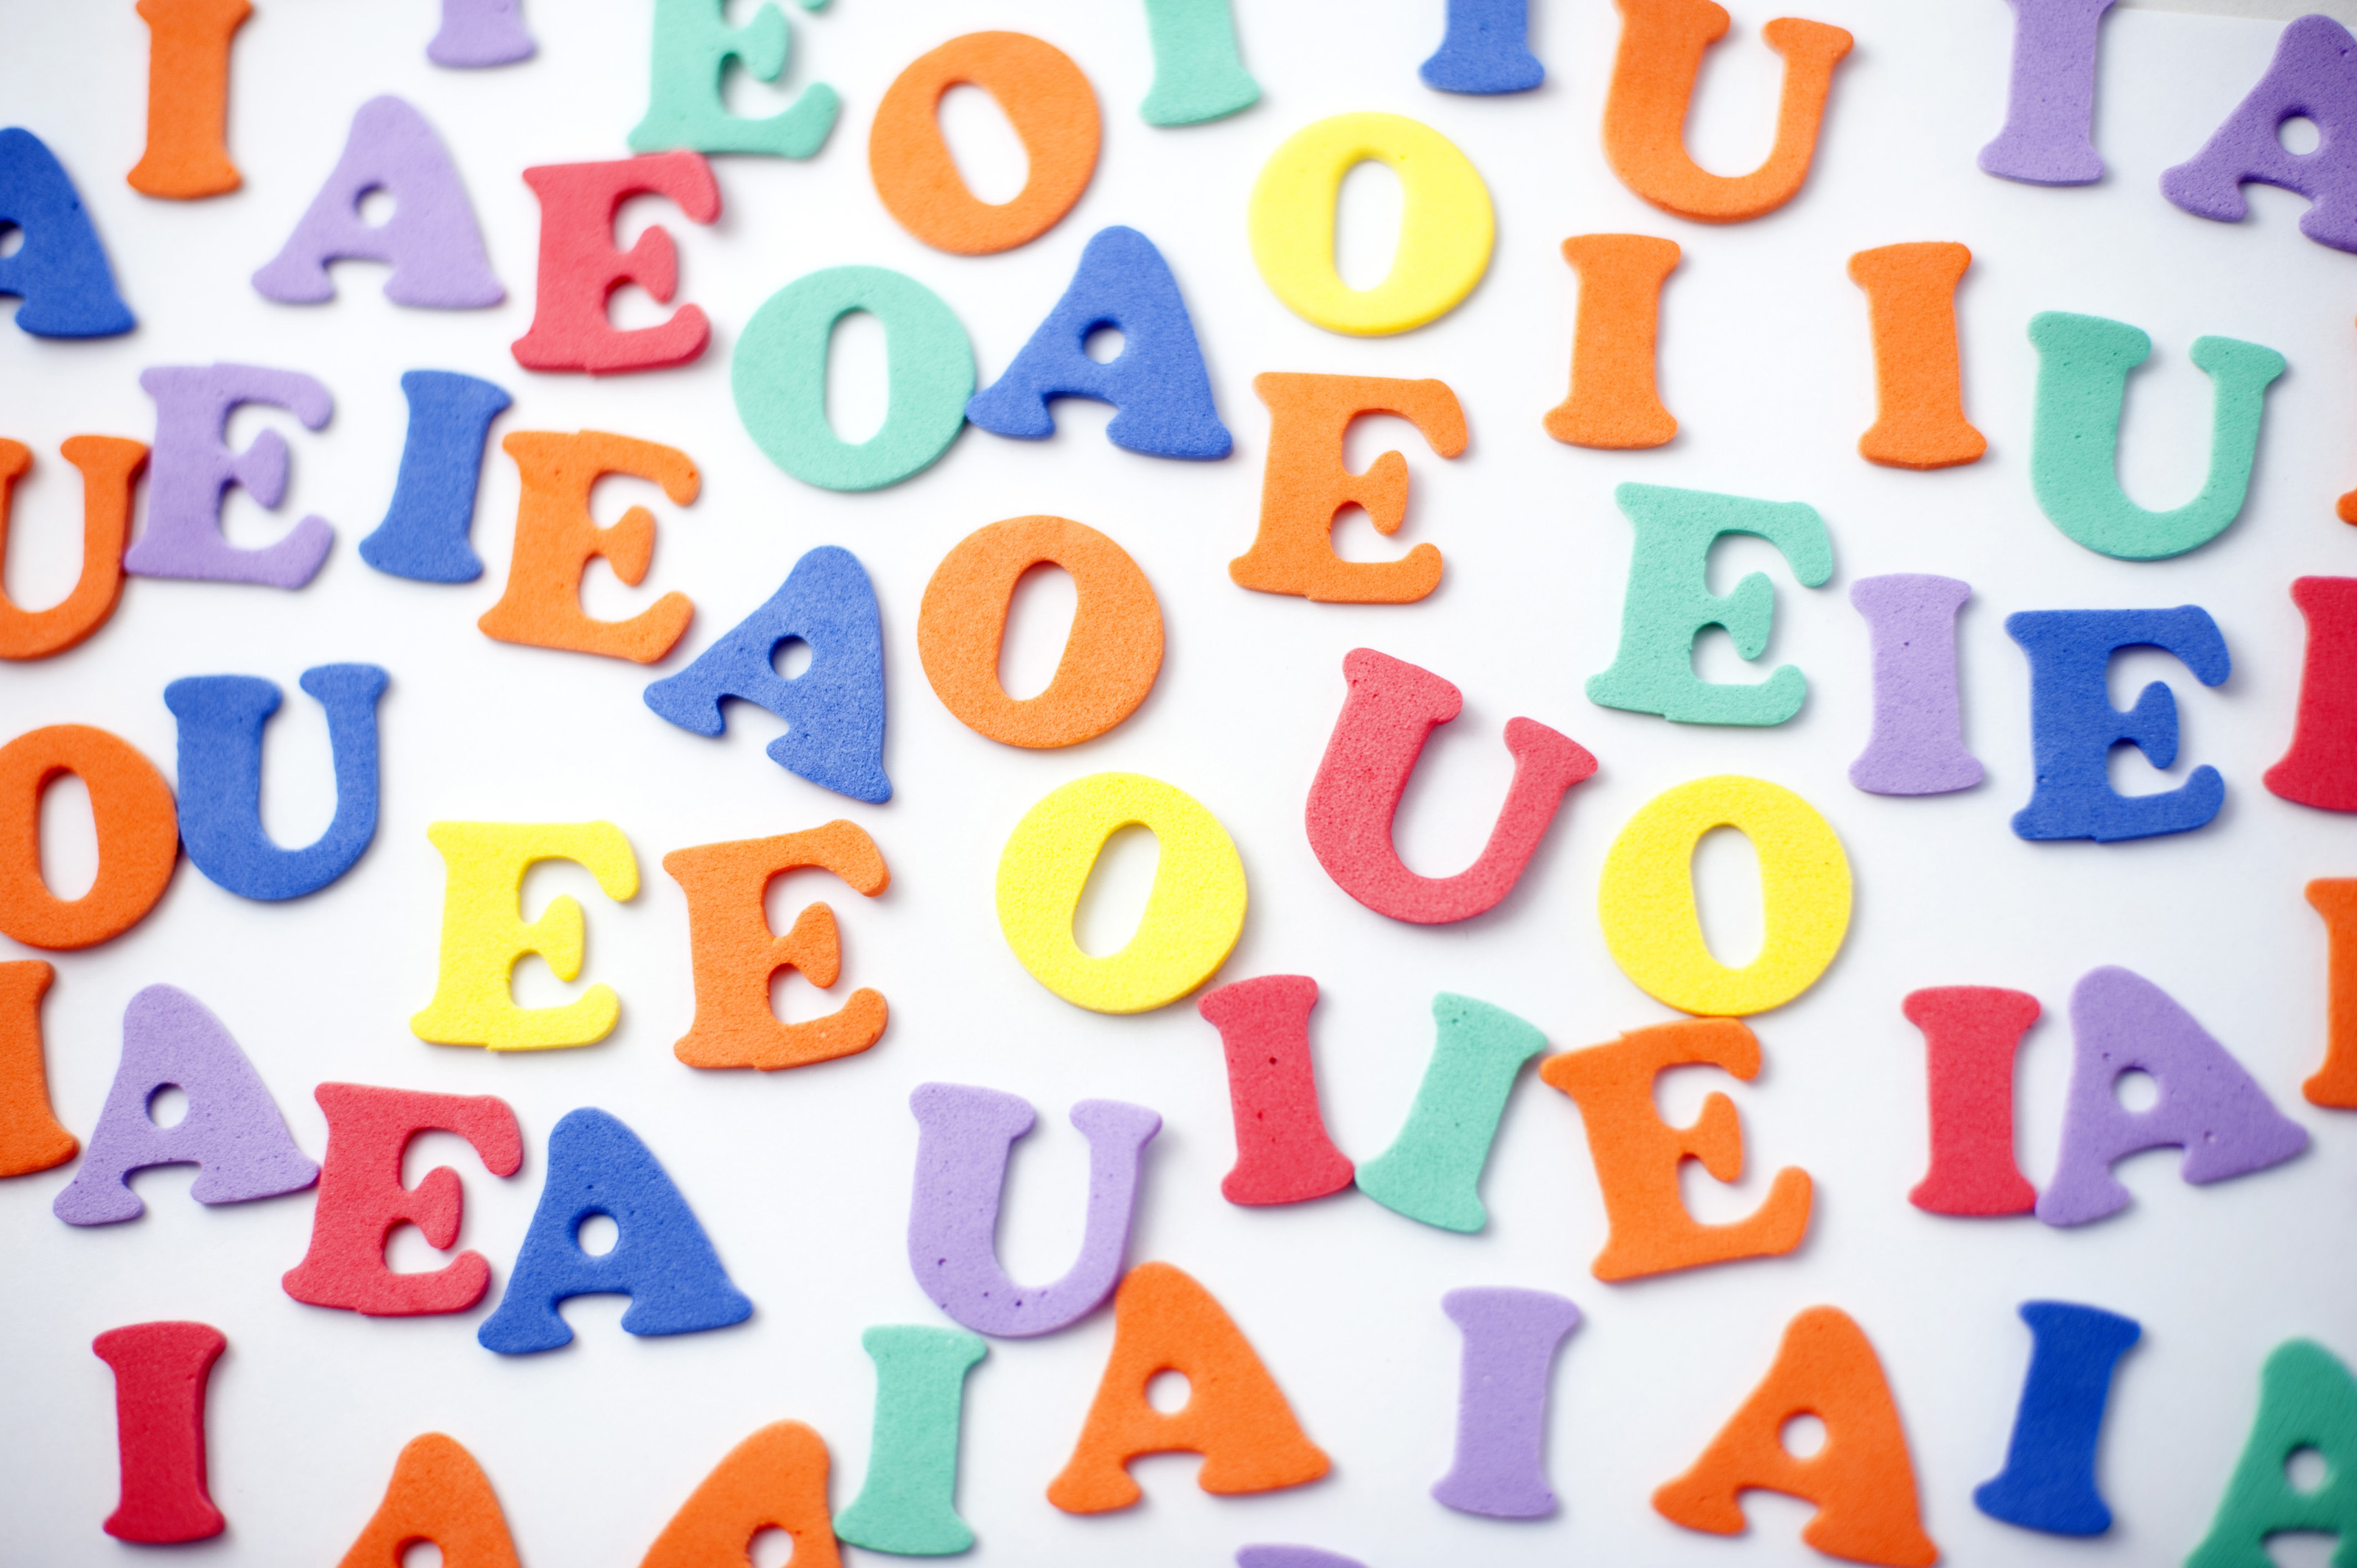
869;31;1100;256
918;516;1163;748
0;725;178;950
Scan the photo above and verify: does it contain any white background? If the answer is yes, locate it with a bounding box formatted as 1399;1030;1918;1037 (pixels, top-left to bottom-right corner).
4;1;2356;1564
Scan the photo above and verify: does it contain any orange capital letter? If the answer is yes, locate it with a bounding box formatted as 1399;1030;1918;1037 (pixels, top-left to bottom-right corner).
1546;235;1680;450
479;432;698;664
1848;243;1985;471
0;961;77;1177
128;0;250;200
639;1422;840;1568
0;437;147;661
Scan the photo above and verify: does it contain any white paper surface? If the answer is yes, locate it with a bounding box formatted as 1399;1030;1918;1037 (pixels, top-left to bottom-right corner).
4;1;2356;1564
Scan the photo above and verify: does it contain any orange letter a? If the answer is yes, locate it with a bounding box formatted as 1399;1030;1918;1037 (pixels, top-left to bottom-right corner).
1654;1307;1938;1567
1047;1262;1329;1513
336;1433;521;1568
639;1421;840;1568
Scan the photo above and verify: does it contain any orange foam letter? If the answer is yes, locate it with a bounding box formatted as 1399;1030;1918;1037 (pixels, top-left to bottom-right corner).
1538;1017;1811;1282
1229;372;1465;605
2307;879;2357;1108
478;432;698;664
0;725;178;952
128;0;250;199
639;1421;840;1568
1047;1262;1329;1513
1654;1306;1939;1567
0;961;77;1177
337;1433;521;1568
1601;0;1852;222
1848;243;1986;471
0;437;147;661
1546;235;1681;450
664;822;890;1071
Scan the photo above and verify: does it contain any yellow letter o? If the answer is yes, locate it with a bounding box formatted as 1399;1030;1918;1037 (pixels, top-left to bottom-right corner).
1247;111;1494;337
996;773;1247;1014
1597;776;1851;1016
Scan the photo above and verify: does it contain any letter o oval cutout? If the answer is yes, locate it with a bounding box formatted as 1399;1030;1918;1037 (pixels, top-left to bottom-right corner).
0;725;178;950
997;773;1246;1014
869;31;1102;256
1248;111;1495;336
733;266;977;493
1597;775;1851;1016
918;516;1164;748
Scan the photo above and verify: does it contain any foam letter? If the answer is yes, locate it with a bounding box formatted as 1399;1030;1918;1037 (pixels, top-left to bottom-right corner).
968;227;1229;459
1587;482;1833;726
2028;312;2283;560
2305;878;2357;1108
1902;985;2040;1217
732;266;974;491
430;0;533;66
870;32;1099;255
2038;966;2309;1227
1849;242;1985;469
1195;976;1355;1206
358;371;511;583
127;363;334;588
2188;1339;2357;1568
94;1321;226;1543
1974;1301;2140;1536
0;436;146;658
1307;648;1596;924
1980;0;2115;185
282;1083;524;1317
629;0;838;158
1602;0;1852;222
995;773;1246;1013
835;1326;988;1555
336;1433;522;1568
410;820;639;1050
1248;114;1493;335
644;545;890;800
1230;373;1465;603
253;97;502;308
906;1083;1159;1336
1539;1019;1811;1281
1596;774;1852;1016
0;129;136;337
1139;0;1260;124
0;724;178;951
2163;15;2357;253
479;431;698;662
0;961;77;1177
1356;994;1548;1232
165;664;387;901
478;1106;751;1354
54;985;317;1225
128;0;248;200
1047;1262;1330;1512
1422;0;1544;93
663;822;890;1069
1545;234;1679;449
2266;577;2357;812
1654;1307;1937;1566
640;1423;839;1568
917;516;1162;748
1851;574;1984;796
510;152;719;373
1431;1287;1580;1519
2006;606;2230;843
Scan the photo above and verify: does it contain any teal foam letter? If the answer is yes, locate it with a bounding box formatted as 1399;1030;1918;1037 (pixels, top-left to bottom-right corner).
1139;0;1260;125
1585;482;1833;726
2188;1340;2357;1568
835;1325;988;1555
628;0;838;158
1355;994;1548;1233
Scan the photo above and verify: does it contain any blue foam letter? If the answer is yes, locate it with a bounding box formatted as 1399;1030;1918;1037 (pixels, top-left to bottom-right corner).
0;127;134;338
1421;0;1543;94
359;370;510;583
1974;1301;2141;1536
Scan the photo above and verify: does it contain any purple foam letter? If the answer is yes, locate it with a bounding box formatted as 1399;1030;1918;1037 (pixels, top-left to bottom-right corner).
1431;1287;1581;1519
1850;574;1984;796
429;0;535;67
54;985;318;1226
252;96;502;309
1979;0;2116;186
2161;14;2357;254
2036;966;2309;1228
1237;1550;1366;1568
126;365;334;589
906;1083;1159;1338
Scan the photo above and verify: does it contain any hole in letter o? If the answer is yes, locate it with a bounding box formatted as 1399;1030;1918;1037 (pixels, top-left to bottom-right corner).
869;31;1100;256
1597;775;1850;1016
0;724;177;950
918;516;1163;748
